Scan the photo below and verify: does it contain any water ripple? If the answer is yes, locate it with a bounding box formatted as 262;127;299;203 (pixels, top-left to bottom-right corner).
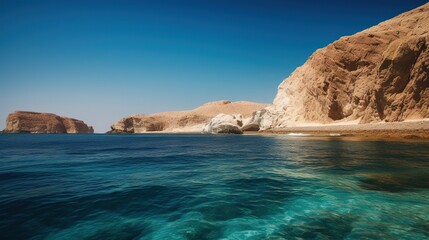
0;134;428;239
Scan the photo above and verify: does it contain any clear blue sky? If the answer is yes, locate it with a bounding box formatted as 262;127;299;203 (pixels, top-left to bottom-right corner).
1;0;427;132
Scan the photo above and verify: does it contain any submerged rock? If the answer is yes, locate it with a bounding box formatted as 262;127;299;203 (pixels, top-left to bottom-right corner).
358;173;429;192
3;111;94;133
202;114;243;134
258;3;429;130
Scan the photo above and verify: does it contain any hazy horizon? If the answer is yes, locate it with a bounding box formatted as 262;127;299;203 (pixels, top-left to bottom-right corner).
1;0;427;132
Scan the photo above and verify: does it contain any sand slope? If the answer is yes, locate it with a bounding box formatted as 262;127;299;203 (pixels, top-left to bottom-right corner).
110;100;268;133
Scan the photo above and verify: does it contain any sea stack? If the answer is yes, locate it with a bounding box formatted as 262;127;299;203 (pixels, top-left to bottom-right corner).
2;111;94;134
254;3;429;130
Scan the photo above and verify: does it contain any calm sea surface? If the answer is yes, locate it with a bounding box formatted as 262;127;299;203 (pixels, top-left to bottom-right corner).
0;134;428;239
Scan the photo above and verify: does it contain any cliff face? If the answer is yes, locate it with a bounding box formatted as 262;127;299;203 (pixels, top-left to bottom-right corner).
110;100;267;133
3;111;94;133
260;3;429;129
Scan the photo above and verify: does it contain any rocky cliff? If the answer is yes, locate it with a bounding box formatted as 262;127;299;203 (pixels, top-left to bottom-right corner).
109;100;267;133
257;3;429;130
3;111;94;133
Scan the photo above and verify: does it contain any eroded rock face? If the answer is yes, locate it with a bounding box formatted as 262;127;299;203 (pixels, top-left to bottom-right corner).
109;100;267;133
3;111;94;133
202;114;243;134
260;3;429;130
242;109;276;131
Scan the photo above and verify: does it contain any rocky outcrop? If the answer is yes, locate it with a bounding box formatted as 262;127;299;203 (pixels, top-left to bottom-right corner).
258;3;429;130
202;114;244;134
242;109;275;131
3;111;94;133
109;100;268;133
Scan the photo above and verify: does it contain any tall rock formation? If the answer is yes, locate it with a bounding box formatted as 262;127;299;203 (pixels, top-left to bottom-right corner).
3;111;94;133
258;3;429;130
109;100;267;133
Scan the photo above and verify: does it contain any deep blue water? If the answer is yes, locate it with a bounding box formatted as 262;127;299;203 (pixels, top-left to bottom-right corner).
0;134;428;240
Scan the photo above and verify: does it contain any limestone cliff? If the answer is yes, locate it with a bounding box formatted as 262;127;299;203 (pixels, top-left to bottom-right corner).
109;100;267;133
259;3;429;130
3;111;94;133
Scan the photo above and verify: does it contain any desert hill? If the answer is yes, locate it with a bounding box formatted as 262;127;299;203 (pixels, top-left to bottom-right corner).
109;100;268;133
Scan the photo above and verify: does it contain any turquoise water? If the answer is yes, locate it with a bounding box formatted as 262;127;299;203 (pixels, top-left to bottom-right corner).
0;134;428;239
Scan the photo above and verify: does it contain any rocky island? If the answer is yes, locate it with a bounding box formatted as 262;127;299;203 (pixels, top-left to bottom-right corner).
2;111;94;134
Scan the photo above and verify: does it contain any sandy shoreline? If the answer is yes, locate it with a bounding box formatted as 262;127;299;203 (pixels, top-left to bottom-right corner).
258;120;429;139
102;120;429;140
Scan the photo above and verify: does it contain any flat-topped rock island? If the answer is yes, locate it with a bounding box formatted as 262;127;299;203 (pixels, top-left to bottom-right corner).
2;111;94;134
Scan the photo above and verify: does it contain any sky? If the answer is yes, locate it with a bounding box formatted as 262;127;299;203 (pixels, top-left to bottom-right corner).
1;0;427;132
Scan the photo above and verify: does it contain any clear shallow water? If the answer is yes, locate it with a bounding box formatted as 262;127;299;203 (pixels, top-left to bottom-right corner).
0;134;428;240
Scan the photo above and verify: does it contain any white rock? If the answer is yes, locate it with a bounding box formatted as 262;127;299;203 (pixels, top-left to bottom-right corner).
202;114;243;134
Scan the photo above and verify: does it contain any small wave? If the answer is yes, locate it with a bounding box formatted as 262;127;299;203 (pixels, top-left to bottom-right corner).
287;133;312;137
329;133;342;137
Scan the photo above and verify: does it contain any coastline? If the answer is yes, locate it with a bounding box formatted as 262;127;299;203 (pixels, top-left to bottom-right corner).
101;120;429;140
3;120;427;140
257;120;429;139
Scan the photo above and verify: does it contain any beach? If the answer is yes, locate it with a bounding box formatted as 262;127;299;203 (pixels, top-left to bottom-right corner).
259;120;429;139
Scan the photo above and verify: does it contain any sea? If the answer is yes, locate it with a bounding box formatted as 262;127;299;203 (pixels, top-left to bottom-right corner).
0;134;428;240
